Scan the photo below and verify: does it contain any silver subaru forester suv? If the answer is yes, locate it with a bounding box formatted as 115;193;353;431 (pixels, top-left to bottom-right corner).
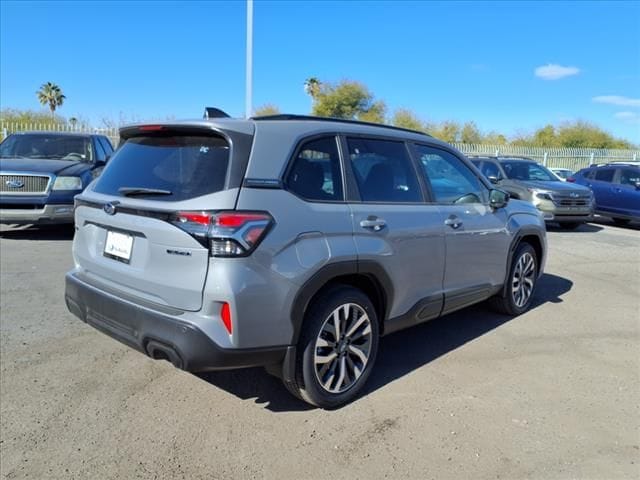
65;114;546;408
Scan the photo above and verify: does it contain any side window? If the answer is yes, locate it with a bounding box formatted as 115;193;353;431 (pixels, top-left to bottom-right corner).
346;137;421;203
618;168;640;186
94;138;106;161
286;136;343;202
414;145;486;204
480;161;501;179
595;169;615;182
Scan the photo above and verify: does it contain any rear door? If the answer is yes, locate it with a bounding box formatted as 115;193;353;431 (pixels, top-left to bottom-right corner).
73;130;244;311
413;144;511;314
344;136;445;325
611;168;640;218
589;168;617;213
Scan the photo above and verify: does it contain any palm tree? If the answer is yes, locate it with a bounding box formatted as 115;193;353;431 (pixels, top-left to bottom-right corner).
304;77;322;100
36;82;66;117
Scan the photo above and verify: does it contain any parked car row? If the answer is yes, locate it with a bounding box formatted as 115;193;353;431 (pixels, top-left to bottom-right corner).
467;156;639;227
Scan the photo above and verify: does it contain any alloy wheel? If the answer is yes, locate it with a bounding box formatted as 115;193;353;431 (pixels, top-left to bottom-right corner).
511;252;536;308
313;303;373;394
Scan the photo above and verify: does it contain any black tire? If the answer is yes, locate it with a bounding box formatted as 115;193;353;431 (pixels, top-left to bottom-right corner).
490;243;538;316
559;222;581;230
612;218;630;226
284;285;379;409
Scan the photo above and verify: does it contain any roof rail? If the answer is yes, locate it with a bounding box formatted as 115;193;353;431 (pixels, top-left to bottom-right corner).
251;114;431;137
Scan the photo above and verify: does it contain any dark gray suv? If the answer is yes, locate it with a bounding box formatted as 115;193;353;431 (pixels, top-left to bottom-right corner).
65;115;547;408
469;156;593;229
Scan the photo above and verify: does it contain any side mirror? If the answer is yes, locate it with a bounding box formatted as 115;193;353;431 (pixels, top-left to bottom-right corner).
487;175;500;184
489;189;509;209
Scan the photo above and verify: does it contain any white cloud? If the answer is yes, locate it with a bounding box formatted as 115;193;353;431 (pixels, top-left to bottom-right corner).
593;95;640;107
614;111;640;124
534;64;580;80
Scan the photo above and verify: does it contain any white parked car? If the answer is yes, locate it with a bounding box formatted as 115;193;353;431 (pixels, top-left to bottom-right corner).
550;168;574;181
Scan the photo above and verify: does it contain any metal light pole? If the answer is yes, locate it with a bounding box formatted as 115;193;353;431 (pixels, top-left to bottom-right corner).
245;0;253;118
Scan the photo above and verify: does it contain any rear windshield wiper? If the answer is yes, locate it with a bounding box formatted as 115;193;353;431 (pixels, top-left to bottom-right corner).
118;187;173;197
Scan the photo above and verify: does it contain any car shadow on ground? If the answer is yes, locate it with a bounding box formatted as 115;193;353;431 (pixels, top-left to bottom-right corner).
195;273;572;412
546;223;603;233
0;224;75;240
589;216;640;231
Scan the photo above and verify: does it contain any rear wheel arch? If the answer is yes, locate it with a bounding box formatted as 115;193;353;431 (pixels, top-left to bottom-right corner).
290;261;392;344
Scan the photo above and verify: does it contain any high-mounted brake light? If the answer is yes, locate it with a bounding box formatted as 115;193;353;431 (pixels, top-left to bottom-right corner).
170;211;274;257
138;125;165;132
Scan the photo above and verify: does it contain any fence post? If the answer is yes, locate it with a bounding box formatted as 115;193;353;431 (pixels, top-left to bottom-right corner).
590;152;595;165
2;127;6;139
634;153;637;161
495;148;500;156
543;152;548;166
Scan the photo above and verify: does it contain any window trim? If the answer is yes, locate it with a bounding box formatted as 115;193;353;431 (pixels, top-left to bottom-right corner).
410;143;491;205
282;133;347;204
341;134;426;204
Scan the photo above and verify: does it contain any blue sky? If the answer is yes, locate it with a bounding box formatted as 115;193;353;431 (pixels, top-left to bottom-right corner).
1;0;639;142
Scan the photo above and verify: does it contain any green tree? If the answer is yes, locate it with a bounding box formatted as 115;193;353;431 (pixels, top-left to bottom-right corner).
253;104;281;116
555;121;632;149
0;108;65;126
483;131;508;145
429;120;461;143
311;80;386;123
391;108;425;131
532;124;557;147
36;82;66;117
461;121;482;144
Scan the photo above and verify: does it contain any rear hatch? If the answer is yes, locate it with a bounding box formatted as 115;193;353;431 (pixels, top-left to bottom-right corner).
72;124;252;311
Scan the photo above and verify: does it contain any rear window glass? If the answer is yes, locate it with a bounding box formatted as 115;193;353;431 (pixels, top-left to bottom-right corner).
93;135;230;201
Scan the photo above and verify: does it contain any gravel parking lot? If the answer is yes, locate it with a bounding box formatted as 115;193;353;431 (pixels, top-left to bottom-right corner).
1;220;639;479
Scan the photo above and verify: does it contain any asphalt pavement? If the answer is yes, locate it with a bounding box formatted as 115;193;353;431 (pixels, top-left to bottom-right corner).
1;220;638;479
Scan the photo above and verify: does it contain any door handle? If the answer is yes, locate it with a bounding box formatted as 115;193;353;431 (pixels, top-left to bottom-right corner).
360;217;386;231
444;215;463;229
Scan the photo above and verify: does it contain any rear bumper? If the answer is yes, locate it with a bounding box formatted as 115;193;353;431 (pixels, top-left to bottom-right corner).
64;272;288;371
0;204;74;224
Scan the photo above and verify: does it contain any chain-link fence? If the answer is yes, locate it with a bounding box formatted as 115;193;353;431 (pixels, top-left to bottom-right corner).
2;122;638;172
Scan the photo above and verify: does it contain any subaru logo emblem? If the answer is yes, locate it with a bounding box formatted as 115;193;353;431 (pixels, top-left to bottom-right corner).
569;192;579;198
6;180;24;189
103;202;119;215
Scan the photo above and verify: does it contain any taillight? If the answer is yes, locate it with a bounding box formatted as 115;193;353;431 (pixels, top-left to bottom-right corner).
170;211;273;257
566;177;576;183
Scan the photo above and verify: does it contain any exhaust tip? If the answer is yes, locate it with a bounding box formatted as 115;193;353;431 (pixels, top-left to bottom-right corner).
146;340;184;369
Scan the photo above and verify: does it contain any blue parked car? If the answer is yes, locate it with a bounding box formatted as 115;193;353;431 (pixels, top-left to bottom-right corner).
0;132;114;225
570;163;640;225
